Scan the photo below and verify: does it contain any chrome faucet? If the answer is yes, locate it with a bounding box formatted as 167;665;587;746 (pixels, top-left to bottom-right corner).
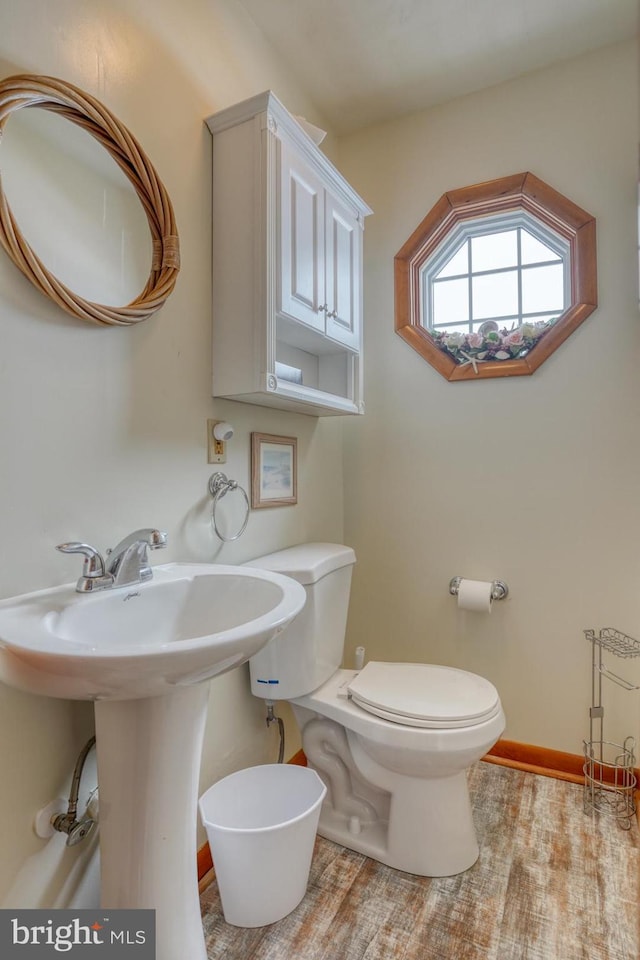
57;529;168;593
106;528;168;587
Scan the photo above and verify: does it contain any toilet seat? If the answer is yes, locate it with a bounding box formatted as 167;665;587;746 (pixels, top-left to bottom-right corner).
347;661;501;729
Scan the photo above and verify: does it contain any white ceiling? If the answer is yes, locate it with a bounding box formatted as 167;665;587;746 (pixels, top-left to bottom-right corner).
237;0;638;134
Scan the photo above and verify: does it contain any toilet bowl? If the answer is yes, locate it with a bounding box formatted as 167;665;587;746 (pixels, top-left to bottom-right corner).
248;543;505;877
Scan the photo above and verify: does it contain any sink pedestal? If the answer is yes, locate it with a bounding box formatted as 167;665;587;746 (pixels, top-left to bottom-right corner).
95;685;210;960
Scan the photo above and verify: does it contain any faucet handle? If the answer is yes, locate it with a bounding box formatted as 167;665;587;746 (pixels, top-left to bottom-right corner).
147;529;168;550
56;542;106;576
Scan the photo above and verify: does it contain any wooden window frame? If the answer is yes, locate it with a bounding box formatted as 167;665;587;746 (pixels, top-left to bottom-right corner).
394;173;597;381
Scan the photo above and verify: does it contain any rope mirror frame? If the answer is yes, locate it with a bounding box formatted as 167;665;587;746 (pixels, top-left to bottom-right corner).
0;74;180;326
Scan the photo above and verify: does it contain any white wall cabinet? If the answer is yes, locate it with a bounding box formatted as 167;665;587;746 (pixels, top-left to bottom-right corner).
206;92;371;416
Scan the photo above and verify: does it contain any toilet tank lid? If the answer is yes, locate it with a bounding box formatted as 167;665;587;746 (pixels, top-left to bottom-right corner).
245;542;356;585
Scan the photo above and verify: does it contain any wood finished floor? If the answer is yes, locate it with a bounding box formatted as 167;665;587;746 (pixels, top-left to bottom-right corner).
200;762;639;959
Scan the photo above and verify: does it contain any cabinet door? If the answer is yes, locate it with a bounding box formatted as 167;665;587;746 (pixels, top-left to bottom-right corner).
324;190;361;350
278;139;326;332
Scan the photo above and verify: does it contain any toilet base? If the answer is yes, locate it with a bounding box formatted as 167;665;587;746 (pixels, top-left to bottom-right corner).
298;711;482;877
314;766;479;878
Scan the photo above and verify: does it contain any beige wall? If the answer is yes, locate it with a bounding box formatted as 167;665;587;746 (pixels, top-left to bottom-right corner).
0;0;343;905
339;39;640;755
2;0;638;910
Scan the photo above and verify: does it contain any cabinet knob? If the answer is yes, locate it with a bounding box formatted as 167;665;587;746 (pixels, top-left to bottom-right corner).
319;303;327;313
327;309;338;319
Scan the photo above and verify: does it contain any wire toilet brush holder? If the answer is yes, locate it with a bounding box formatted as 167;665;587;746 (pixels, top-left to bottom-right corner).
583;628;639;830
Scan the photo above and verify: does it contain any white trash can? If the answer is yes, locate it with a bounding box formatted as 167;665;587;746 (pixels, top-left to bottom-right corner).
199;764;326;927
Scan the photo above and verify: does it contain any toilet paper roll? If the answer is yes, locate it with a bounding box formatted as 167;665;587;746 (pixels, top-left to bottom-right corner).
457;578;493;613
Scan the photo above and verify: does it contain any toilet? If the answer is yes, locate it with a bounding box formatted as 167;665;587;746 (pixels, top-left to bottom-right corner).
248;543;505;877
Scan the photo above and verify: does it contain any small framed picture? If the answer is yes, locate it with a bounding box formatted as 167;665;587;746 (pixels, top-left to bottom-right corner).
251;433;297;509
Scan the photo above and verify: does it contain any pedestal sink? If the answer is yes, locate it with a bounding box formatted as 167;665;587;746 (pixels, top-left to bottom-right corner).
0;563;306;960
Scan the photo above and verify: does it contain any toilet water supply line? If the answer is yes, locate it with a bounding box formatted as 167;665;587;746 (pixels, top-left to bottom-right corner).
51;735;98;846
265;700;285;763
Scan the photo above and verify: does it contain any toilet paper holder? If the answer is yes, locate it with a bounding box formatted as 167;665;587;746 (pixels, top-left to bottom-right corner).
449;577;509;601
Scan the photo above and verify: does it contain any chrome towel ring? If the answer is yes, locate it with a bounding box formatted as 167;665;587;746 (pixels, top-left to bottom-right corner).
208;472;250;542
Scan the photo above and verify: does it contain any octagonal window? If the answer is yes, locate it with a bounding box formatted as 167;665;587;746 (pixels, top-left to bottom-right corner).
395;173;597;381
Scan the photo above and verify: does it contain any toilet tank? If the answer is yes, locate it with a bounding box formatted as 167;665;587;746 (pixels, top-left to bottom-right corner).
247;543;355;700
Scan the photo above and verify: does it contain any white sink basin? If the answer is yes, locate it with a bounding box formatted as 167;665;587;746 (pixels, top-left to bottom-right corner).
0;562;305;700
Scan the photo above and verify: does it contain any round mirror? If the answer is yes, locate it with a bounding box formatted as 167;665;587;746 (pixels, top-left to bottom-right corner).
0;74;180;326
1;108;152;307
